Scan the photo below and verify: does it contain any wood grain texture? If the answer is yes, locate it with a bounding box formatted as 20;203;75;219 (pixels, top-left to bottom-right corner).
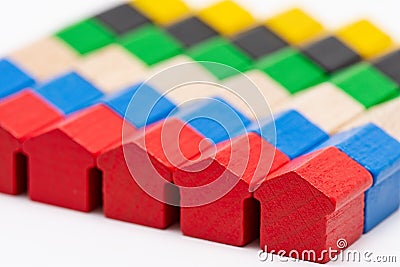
23;105;133;212
97;142;180;229
254;147;373;263
34;72;103;115
75;44;148;93
159;81;264;121
277;82;365;133
98;118;207;228
149;63;282;120
146;55;218;98
315;123;400;232
342;97;400;141
174;133;290;246
222;70;290;117
253;110;329;159
0;90;63;195
97;98;249;227
9;37;79;81
103;84;176;129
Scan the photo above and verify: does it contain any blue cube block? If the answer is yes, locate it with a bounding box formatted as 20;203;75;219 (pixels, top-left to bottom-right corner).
35;72;104;115
103;83;176;128
252;110;329;159
175;98;251;144
0;59;35;98
364;170;400;232
315;123;400;232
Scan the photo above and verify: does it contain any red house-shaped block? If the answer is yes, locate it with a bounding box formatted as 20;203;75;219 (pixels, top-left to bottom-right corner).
0;90;63;194
97;118;209;229
173;133;290;246
97;98;250;229
254;147;373;263
23;104;133;211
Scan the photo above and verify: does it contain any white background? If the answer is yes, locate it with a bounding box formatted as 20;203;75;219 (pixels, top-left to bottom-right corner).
0;1;399;266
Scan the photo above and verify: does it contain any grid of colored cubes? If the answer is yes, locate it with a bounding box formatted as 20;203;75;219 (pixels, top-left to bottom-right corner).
1;0;400;265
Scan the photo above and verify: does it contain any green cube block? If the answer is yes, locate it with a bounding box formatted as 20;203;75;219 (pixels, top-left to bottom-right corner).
186;37;252;79
256;47;326;94
56;19;115;55
119;25;183;66
331;63;399;108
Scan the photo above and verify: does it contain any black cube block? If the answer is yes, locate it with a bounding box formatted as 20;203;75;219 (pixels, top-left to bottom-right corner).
302;36;361;73
166;16;218;48
232;25;287;59
373;50;400;86
96;4;151;35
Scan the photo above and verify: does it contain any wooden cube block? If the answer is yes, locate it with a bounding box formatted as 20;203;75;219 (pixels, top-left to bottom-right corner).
252;110;328;159
166;16;217;48
198;0;255;36
279;82;365;133
266;8;324;45
96;3;151;36
222;70;290;115
56;19;115;55
103;83;176;128
373;49;400;86
9;37;79;81
34;72;103;115
302;36;360;73
120;25;183;66
146;55;218;98
187;37;252;79
343;97;400;141
331;63;398;108
75;44;148;93
232;25;288;60
337;20;393;59
132;0;190;25
0;59;35;99
256;48;326;94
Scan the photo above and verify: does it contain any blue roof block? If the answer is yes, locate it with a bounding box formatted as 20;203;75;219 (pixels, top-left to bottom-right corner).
253;110;328;159
35;72;104;115
175;98;251;144
103;83;176;128
0;59;35;98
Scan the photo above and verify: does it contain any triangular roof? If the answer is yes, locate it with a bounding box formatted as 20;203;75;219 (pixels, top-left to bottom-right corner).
260;147;372;211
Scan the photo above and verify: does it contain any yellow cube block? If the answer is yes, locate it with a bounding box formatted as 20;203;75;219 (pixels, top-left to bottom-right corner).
266;8;324;45
337;20;393;59
198;0;255;36
132;0;190;25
